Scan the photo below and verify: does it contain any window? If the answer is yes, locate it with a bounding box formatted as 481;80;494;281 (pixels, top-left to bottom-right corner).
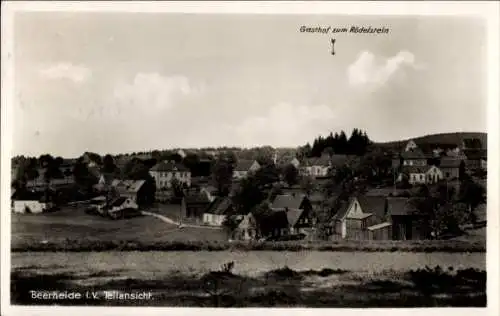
420;175;424;180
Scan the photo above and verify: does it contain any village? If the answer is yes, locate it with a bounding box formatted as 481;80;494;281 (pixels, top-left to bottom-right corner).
11;131;487;243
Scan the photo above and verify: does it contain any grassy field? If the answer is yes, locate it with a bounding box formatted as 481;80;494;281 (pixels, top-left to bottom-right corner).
11;205;486;252
11;261;486;307
11;206;227;248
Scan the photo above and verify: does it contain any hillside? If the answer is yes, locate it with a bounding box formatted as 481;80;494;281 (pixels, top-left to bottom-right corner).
375;132;487;151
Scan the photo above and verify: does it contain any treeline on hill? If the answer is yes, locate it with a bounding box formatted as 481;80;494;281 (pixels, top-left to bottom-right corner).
300;128;372;158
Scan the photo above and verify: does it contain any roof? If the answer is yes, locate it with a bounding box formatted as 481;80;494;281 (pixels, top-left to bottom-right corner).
440;157;463;168
185;193;211;205
236;213;256;229
348;212;373;220
113;179;146;193
308;192;325;203
271;194;307;210
331;201;350;221
386;197;419;216
234;159;258;172
304;155;331;167
110;196;128;207
201;185;218;194
286;209;304;227
205;197;233;215
366;188;406;197
367;222;392;231
150;161;189;172
401;148;427;159
356;195;387;219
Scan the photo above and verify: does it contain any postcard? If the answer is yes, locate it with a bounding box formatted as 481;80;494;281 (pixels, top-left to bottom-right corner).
1;1;499;316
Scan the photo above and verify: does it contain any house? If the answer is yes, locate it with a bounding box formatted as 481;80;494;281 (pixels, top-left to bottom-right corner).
233;160;261;179
401;148;427;166
231;213;258;241
177;149;187;158
111;179;150;206
181;193;212;223
203;197;234;226
481;158;487;171
398;165;443;185
268;194;315;236
301;155;331;178
200;185;218;202
404;140;418;152
94;173;116;192
13;200;54;214
149;161;191;189
386;197;429;240
329;196;390;240
105;196;140;219
439;157;463;180
464;150;487;171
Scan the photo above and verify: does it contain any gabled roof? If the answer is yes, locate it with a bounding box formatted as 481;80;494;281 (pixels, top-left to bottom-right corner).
234;159;258;172
110;196;128;207
112;179;146;193
304;155;331;167
205;197;233;215
286;209;304;227
401;148;427;159
185;193;211;205
271;194;307;210
331;201;350;221
150;161;189;172
386;197;420;216
356;195;387;220
236;213;256;229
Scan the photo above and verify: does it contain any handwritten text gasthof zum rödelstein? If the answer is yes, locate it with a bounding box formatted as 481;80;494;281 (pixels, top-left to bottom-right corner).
299;25;390;34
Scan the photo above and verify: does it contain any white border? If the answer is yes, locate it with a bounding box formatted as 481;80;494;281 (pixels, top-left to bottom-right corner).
1;1;499;316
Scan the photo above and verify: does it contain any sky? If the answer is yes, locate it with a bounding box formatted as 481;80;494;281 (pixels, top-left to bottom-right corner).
12;13;487;157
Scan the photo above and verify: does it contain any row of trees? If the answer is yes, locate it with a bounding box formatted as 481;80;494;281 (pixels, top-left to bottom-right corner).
301;128;372;158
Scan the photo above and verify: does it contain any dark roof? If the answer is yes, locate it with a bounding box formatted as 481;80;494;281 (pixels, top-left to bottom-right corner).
401;148;427;159
440;157;463;168
271;194;307;210
110;196;128;207
150;161;189;172
205;197;233;215
286;209;304;227
386;197;419;216
185;193;211;205
304;155;331;167
331;201;350;221
356;195;387;220
308;192;325;203
234;159;258;172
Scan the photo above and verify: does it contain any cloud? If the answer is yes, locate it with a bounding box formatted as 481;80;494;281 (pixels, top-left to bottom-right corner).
39;63;91;83
111;73;198;114
347;50;422;90
227;103;336;147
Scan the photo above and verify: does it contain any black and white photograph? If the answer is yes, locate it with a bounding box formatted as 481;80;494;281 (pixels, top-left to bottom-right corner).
1;1;499;314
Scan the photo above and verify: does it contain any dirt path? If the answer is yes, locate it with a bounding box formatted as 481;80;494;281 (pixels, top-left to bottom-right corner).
141;211;223;230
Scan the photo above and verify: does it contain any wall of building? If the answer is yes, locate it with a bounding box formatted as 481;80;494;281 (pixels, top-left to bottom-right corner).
13;201;49;214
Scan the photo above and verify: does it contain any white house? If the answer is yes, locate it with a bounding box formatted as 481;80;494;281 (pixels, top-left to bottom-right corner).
203;197;233;226
233;160;261;179
404;140;418;152
106;197;139;219
398;165;443;185
149;161;191;189
302;155;331;177
13;200;53;214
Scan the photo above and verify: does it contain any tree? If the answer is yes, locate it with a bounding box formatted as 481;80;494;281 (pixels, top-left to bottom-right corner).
251;201;273;237
253;164;280;188
458;179;486;223
170;178;185;198
282;164;299;186
232;176;266;215
300;176;316;195
222;216;241;240
212;159;233;196
102;154;117;174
